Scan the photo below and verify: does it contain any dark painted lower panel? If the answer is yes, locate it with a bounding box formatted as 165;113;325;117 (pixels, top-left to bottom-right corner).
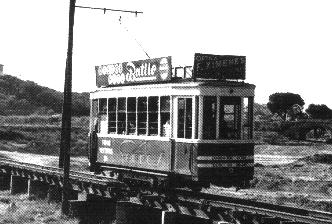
96;137;172;172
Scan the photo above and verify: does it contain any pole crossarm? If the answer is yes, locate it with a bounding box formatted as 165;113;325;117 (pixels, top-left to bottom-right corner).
75;5;143;15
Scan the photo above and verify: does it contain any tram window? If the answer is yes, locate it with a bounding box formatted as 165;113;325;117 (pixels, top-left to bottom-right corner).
127;97;136;135
117;97;126;134
243;97;254;139
148;96;159;136
99;98;107;115
203;96;217;139
108;98;117;133
91;99;99;132
177;98;192;139
92;99;98;117
160;96;170;137
137;97;147;135
219;97;241;139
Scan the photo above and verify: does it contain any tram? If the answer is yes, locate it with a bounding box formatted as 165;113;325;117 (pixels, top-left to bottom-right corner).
89;53;255;189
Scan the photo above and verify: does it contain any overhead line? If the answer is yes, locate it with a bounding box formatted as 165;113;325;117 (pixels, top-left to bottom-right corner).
75;5;143;15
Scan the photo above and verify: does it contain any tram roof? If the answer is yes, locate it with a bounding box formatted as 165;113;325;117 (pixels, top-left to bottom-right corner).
92;79;255;92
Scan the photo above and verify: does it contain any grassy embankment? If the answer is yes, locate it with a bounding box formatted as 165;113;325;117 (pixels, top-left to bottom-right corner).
0;115;85;223
0;191;78;224
0;115;89;157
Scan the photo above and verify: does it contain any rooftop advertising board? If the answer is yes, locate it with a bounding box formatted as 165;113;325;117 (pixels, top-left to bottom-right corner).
193;53;246;80
95;56;172;87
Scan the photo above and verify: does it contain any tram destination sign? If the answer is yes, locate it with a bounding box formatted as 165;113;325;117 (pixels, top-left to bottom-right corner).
95;56;172;87
193;53;246;80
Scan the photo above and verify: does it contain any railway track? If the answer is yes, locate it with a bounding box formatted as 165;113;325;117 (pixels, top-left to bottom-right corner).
0;158;331;223
167;188;332;223
0;157;127;196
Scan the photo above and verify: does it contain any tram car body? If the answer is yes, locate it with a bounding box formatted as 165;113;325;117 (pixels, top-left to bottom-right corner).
89;54;255;189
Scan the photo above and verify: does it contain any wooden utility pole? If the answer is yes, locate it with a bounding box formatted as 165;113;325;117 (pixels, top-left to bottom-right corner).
59;1;143;215
60;0;75;215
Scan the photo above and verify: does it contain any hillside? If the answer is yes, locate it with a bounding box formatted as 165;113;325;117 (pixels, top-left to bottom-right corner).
0;75;89;116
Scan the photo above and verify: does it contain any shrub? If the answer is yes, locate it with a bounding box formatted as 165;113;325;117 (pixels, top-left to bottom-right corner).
262;132;290;145
252;172;292;191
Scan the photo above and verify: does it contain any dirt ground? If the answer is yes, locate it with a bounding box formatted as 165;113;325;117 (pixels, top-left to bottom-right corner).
249;143;332;212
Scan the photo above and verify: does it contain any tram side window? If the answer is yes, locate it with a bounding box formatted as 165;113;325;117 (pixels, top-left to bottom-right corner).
99;98;107;115
243;97;254;139
97;98;108;134
137;97;147;135
91;99;99;132
117;97;126;134
177;98;192;139
108;98;117;133
127;97;136;135
219;97;241;139
160;96;170;137
203;96;217;139
148;96;159;136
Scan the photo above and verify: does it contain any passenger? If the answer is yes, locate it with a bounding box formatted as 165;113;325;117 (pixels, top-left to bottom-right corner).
163;120;171;137
128;122;136;134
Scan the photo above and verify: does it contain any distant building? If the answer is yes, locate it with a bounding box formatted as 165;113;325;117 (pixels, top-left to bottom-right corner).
0;64;3;76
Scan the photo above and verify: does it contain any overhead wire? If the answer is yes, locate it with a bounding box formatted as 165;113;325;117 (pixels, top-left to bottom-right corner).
75;4;150;59
75;5;143;15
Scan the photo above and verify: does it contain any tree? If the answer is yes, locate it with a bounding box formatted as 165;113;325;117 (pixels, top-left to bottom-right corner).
267;92;305;121
305;104;332;119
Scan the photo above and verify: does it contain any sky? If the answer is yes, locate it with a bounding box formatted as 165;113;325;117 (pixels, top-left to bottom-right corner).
0;0;331;108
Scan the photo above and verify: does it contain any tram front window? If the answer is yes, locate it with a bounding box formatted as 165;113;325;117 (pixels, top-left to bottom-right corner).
202;96;242;140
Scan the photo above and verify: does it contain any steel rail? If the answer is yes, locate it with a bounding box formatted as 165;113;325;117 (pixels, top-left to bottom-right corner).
172;188;332;223
0;157;125;188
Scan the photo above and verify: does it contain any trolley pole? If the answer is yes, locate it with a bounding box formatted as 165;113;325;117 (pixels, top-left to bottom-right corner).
60;0;76;215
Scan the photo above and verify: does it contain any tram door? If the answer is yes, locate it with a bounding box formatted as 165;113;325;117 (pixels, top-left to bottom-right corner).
173;96;196;175
174;97;193;139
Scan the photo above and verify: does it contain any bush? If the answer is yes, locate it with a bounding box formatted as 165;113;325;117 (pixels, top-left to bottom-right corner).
0;129;26;141
252;172;292;191
262;132;290;145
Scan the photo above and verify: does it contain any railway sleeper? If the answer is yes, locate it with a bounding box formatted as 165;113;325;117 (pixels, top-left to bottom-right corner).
260;216;280;224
